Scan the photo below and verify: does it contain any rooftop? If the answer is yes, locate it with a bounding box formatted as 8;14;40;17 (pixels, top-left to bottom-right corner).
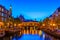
58;7;60;12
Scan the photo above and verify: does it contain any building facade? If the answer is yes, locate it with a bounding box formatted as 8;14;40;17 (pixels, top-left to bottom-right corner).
0;5;12;22
49;7;60;20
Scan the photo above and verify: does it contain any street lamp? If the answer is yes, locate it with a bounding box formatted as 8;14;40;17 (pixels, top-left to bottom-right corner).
14;23;16;27
50;23;56;26
50;23;52;26
42;23;45;26
53;24;56;26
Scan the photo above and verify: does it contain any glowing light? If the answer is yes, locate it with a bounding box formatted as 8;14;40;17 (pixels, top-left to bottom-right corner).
32;30;35;35
0;22;4;28
24;30;26;34
18;24;20;26
0;22;4;26
7;23;9;26
27;30;29;34
35;30;38;34
53;24;56;26
42;24;45;26
50;23;52;26
14;23;16;26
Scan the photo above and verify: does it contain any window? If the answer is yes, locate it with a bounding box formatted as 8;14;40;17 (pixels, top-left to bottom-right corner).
56;14;58;16
0;7;1;11
2;8;4;12
2;13;4;16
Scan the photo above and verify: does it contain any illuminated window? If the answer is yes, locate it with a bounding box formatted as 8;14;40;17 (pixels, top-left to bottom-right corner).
0;7;1;11
2;8;4;12
56;14;58;16
2;13;4;21
6;10;7;13
2;13;4;16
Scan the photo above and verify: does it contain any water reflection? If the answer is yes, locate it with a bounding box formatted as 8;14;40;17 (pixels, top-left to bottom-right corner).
13;34;45;40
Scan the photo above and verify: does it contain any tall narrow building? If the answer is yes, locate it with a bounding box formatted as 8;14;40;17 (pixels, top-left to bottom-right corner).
9;5;12;16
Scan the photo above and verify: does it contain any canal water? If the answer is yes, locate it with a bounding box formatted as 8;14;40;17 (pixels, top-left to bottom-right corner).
12;33;45;40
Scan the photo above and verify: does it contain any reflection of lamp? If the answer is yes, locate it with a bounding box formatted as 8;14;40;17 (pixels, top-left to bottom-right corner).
39;30;42;36
32;30;34;35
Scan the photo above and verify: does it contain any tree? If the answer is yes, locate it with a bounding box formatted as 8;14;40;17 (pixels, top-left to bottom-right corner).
39;20;43;26
44;17;50;23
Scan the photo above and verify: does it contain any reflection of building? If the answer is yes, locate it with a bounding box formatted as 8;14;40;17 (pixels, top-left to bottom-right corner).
0;5;12;22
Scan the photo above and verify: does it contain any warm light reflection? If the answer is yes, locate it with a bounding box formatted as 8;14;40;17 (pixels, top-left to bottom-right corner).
32;30;35;34
23;30;26;34
27;30;29;34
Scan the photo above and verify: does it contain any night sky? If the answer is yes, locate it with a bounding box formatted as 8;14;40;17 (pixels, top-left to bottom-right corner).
0;0;60;21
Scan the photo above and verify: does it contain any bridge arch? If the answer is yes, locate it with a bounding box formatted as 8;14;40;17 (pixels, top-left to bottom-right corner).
17;22;43;35
18;22;41;29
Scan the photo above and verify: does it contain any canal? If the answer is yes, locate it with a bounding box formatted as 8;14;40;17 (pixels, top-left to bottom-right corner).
12;33;45;40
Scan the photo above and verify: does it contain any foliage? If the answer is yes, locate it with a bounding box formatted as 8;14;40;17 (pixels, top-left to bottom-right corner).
39;20;43;26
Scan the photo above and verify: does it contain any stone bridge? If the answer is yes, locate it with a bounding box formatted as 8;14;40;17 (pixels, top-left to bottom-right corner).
0;21;60;40
17;22;60;40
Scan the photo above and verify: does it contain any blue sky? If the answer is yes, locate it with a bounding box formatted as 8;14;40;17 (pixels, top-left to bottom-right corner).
0;0;60;21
